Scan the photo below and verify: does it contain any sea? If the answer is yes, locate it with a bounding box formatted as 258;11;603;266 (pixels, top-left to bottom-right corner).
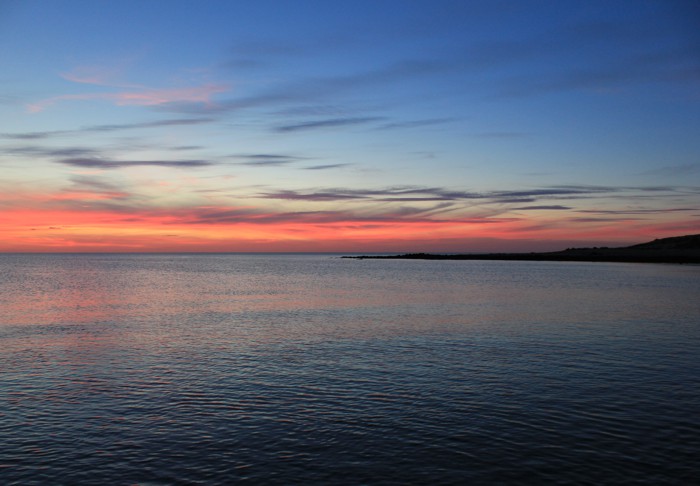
1;253;699;485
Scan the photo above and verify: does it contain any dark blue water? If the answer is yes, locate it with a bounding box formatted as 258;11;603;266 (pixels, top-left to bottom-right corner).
1;254;699;484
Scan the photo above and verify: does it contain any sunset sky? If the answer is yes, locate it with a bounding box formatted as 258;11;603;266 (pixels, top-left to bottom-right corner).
1;0;698;252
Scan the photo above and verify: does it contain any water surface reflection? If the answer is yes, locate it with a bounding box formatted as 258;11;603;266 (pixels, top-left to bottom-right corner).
1;254;699;483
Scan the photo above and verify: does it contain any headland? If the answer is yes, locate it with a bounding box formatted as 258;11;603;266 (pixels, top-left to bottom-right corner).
344;234;700;264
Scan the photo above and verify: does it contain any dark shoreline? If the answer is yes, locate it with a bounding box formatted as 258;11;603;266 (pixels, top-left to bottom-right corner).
343;249;700;264
343;234;700;264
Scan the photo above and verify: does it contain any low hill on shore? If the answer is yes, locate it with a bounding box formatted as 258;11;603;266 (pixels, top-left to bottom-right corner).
626;234;700;250
344;234;700;264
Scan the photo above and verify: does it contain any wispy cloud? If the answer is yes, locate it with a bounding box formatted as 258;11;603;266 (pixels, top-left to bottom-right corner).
69;175;127;192
496;46;700;98
376;118;455;130
85;117;216;132
639;163;700;177
231;154;308;167
223;35;354;70
461;14;700;98
492;187;611;198
53;175;133;202
59;63;143;88
159;60;449;115
303;163;350;170
255;186;478;202
255;185;699;213
281;186;470;201
570;217;644;223
1;131;64;140
513;205;572;210
173;207;514;226
2;117;214;139
171;145;205;151
57;157;213;169
259;190;366;201
3;145;98;157
27;85;229;113
274;117;383;133
578;208;697;215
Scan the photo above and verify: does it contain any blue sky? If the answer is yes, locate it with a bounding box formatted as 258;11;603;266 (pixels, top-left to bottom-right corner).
0;0;698;252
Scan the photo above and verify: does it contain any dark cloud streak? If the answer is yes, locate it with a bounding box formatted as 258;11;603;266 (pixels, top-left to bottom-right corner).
58;157;213;169
303;164;350;170
256;185;696;211
84;118;215;132
2;118;214;140
231;153;308;166
177;207;512;226
578;208;697;215
274;117;383;133
513;205;572;210
376;118;455;130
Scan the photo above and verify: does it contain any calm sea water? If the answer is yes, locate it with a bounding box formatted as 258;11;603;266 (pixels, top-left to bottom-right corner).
1;254;699;485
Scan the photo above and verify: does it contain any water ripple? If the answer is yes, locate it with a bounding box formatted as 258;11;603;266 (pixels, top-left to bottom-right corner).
1;255;699;484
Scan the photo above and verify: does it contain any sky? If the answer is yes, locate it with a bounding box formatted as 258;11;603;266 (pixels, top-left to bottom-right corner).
0;0;698;252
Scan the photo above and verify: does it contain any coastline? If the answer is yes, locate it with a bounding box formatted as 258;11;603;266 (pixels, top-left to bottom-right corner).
343;234;700;264
343;249;700;264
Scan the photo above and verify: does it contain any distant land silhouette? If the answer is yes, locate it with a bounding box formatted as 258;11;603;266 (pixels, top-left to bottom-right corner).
344;234;700;264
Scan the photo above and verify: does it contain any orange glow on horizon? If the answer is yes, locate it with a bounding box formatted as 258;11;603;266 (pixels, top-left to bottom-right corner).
0;205;694;253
